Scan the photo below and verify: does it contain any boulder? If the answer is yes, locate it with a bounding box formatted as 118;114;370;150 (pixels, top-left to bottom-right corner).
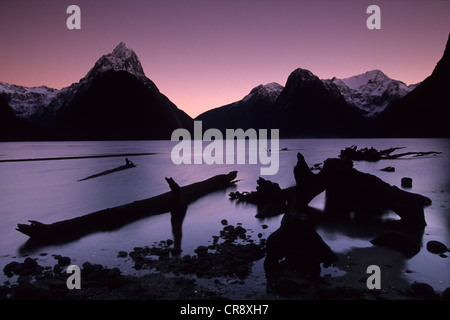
370;231;421;258
401;177;413;188
426;240;448;254
411;282;436;299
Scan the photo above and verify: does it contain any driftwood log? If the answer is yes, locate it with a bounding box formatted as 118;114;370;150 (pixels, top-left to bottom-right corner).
165;177;187;253
293;152;431;226
229;177;293;218
16;171;238;245
339;145;442;161
232;153;431;226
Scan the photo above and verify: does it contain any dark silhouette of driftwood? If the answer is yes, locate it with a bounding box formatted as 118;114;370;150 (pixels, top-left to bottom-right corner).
16;171;238;245
165;177;187;253
232;153;431;226
339;145;441;161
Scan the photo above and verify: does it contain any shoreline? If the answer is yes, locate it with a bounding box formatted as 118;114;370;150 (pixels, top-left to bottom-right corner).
2;223;449;301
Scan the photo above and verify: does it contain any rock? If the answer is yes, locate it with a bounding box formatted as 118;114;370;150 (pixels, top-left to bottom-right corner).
194;245;209;256
106;267;121;279
0;285;10;299
401;177;413;188
83;263;103;280
370;231;420;258
58;256;71;266
426;240;448;254
380;166;395;172
117;251;128;258
3;261;20;277
53;264;62;274
221;219;228;225
274;278;302;296
23;257;38;269
411;282;436;299
441;287;450;300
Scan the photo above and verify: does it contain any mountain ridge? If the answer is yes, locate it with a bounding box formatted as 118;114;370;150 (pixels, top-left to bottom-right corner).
0;42;193;140
1;34;449;140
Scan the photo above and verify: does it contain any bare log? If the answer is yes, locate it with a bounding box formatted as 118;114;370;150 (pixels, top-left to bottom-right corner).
311;155;431;225
16;171;238;244
165;177;187;253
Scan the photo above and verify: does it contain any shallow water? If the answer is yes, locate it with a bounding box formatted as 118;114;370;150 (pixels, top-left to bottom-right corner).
0;139;449;292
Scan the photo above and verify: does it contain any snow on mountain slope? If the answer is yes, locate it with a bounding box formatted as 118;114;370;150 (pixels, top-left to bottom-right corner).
242;82;284;104
0;82;59;119
323;70;419;117
0;42;158;122
83;42;157;91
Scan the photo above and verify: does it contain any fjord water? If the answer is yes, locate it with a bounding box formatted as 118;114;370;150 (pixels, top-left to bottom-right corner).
0;139;449;292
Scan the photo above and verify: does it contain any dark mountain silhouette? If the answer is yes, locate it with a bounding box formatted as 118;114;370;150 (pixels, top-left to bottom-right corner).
0;42;193;141
0;95;49;141
54;70;192;140
374;33;450;137
196;82;283;132
272;68;367;138
2;35;449;140
197;68;368;138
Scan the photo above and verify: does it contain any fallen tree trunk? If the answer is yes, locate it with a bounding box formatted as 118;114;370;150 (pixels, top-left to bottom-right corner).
231;153;431;225
339;145;441;161
16;171;238;245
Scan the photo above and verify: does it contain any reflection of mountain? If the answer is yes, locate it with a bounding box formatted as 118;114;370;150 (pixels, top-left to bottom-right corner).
374;33;450;137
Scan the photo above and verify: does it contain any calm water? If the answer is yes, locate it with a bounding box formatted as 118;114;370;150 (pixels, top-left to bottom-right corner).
0;139;449;293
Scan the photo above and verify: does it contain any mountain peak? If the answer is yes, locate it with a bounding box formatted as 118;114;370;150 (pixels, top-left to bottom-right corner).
431;32;450;79
282;68;322;95
83;43;156;90
341;69;389;90
290;68;316;80
326;69;417;117
243;82;283;103
111;42;134;59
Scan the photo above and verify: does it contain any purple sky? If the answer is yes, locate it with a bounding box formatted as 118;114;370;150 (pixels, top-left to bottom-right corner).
0;0;449;117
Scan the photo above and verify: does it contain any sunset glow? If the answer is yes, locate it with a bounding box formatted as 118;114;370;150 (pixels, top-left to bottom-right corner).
0;0;449;117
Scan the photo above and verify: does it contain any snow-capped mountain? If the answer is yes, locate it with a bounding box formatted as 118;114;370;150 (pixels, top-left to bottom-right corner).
0;82;59;119
272;68;366;137
242;82;284;104
322;70;419;117
0;42;193;140
38;42;161;124
83;42;158;91
0;42;160;123
196;82;283;131
197;68;367;137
